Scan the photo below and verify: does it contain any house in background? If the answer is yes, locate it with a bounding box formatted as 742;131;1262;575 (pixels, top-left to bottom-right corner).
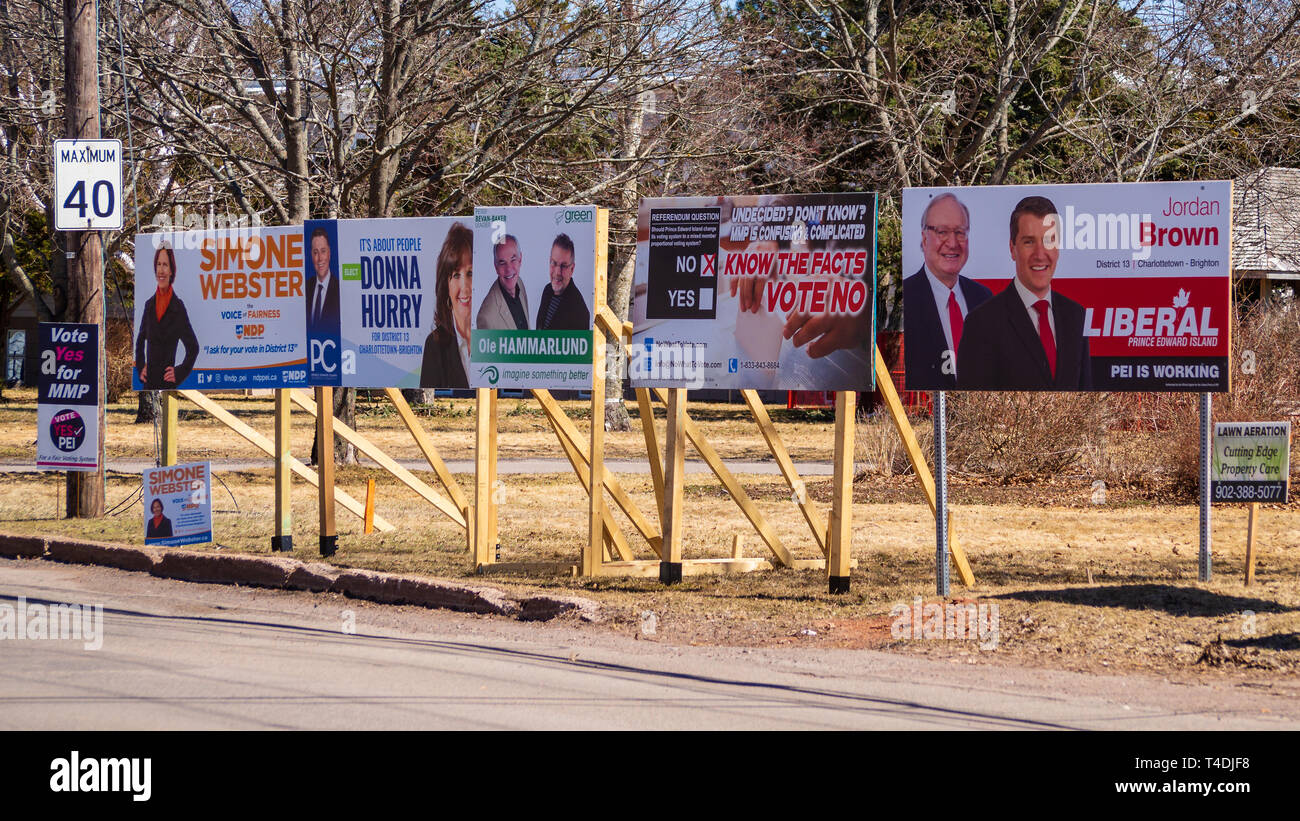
5;289;131;387
1233;166;1300;304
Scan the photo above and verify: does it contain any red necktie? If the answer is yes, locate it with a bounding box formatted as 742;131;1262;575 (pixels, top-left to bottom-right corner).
947;290;963;352
1033;299;1056;379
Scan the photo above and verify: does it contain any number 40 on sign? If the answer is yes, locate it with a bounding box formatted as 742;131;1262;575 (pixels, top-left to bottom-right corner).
53;139;123;231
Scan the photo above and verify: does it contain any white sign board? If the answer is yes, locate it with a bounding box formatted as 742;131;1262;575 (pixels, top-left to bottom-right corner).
143;462;213;546
469;206;598;390
54;139;123;231
630;193;878;390
132;227;308;389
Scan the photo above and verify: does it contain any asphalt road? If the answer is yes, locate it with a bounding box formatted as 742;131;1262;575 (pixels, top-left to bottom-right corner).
1;559;1294;730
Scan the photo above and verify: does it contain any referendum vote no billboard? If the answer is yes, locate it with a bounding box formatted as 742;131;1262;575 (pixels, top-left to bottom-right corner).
469;206;598;390
302;217;474;388
901;181;1231;392
630;193;878;390
133;227;309;390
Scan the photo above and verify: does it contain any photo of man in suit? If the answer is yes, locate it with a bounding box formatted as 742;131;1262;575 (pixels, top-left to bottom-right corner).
903;192;993;389
476;234;530;330
957;195;1091;390
306;226;340;336
535;233;590;331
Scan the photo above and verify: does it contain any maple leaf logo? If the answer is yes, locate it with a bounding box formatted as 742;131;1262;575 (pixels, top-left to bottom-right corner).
1172;288;1190;309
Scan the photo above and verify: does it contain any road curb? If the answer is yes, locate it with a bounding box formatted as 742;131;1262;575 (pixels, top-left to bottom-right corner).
0;533;46;559
153;550;296;588
331;568;519;617
47;537;158;573
0;529;601;623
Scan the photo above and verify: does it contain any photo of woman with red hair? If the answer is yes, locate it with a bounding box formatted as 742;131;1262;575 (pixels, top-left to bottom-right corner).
135;242;199;389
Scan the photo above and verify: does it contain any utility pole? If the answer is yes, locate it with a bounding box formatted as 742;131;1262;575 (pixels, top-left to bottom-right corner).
63;0;105;517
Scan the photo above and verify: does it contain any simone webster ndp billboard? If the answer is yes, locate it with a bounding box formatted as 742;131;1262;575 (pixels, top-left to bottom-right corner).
133;227;308;389
630;193;878;390
901;182;1231;392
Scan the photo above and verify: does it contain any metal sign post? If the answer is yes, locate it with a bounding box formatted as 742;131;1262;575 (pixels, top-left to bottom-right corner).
1198;392;1212;582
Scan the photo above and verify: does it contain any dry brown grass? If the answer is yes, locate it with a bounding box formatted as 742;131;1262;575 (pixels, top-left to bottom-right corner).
3;366;1298;683
0;387;839;464
2;463;1297;682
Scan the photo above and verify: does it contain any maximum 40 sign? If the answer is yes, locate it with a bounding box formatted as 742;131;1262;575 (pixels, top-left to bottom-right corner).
53;139;123;231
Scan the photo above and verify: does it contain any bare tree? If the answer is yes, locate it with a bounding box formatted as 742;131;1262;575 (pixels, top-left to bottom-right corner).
740;0;1300;325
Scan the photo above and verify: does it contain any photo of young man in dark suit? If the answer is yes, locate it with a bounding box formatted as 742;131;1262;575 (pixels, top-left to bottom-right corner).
957;195;1091;390
305;226;341;337
903;192;993;390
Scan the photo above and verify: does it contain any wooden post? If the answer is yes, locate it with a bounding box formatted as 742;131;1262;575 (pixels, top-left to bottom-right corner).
742;389;829;555
176;390;391;530
540;405;635;560
272;389;292;551
534;389;661;556
731;533;744;559
1244;502;1260;586
290;389;464;525
383;388;470;520
62;0;104;518
584;208;610;577
363;479;376;535
636;388;665;517
160;391;178;466
650;387;793;567
473;388;493;569
315;386;337;556
660;388;686;584
828;391;855;593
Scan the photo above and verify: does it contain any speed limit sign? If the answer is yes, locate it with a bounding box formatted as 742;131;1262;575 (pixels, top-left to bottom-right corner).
53;138;123;231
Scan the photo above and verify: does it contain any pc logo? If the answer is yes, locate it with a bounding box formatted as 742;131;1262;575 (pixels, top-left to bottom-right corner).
728;358;738;373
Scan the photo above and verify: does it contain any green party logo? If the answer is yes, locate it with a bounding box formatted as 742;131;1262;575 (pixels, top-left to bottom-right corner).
478;365;500;385
555;208;593;225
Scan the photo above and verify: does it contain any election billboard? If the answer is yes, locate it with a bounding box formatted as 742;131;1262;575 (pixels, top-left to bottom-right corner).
304;217;474;388
133;227;308;390
901;182;1231;392
629;194;878;390
1212;422;1290;503
37;322;99;470
469;206;598;389
143;461;213;546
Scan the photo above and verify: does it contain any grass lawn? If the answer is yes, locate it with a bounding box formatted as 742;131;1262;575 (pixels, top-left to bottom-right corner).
1;387;1297;683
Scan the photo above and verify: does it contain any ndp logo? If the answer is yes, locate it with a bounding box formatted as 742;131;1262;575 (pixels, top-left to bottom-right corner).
235;323;265;339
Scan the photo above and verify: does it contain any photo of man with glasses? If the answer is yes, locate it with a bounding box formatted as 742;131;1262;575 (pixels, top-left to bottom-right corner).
903;192;993;390
535;233;590;331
